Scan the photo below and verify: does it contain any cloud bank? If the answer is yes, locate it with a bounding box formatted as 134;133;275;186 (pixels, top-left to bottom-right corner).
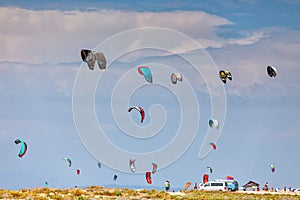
0;7;299;97
0;7;269;63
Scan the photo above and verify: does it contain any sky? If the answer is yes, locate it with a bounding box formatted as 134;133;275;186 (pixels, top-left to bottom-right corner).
0;0;300;190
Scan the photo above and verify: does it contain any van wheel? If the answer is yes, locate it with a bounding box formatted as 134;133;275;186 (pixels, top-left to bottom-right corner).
228;189;232;192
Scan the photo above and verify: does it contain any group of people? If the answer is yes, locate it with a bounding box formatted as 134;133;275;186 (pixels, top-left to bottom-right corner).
261;183;292;192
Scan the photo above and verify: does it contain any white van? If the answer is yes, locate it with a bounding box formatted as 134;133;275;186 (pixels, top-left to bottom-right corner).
215;179;239;191
199;181;228;191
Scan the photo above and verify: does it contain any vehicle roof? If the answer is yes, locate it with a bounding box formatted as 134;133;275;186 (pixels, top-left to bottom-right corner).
215;179;237;182
205;180;227;183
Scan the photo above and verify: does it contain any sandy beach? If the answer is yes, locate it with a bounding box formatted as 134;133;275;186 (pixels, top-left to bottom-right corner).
0;186;299;199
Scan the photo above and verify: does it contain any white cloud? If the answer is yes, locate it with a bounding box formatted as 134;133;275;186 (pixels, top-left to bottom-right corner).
227;31;268;45
0;8;232;63
1;8;299;99
209;27;300;97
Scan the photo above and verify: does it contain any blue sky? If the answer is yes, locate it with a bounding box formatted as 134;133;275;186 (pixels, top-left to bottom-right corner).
0;0;299;190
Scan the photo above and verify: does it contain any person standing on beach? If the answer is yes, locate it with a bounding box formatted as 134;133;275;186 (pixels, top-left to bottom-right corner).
193;183;198;190
263;182;269;191
165;180;170;192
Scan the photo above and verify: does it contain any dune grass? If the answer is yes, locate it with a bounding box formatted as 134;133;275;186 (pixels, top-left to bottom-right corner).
0;186;299;199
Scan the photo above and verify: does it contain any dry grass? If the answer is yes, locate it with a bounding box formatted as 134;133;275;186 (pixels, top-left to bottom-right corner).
0;186;299;199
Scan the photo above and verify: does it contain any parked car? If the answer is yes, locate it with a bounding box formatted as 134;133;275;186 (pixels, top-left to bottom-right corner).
199;181;228;191
215;179;239;191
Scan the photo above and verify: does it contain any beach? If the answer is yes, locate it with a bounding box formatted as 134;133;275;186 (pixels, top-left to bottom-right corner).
0;186;299;199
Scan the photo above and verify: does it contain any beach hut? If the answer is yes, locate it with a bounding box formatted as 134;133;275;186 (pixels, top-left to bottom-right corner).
243;181;260;191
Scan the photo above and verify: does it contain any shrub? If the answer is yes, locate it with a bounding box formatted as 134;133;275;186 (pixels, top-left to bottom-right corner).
114;189;122;196
77;195;85;200
73;189;85;196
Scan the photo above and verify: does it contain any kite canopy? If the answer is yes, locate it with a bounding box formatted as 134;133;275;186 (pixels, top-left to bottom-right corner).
226;175;234;180
113;175;118;181
171;73;183;84
128;106;145;123
209;142;216;150
63;157;72;167
207;166;213;174
81;49;106;70
14;139;27;158
138;66;153;83
267;66;277;77
203;174;209;184
146;172;152;184
97;162;101;168
129;159;136;173
209;119;219;129
184;181;191;190
270;164;275;173
219;70;232;84
76;169;81;175
152;162;157;174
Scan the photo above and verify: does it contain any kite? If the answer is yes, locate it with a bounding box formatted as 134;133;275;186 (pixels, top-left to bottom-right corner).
14;139;27;158
267;66;277;77
209;142;216;150
203;174;209;184
63;157;72;167
209;119;219;129
146;172;152;184
113;174;118;181
128;106;145;123
171;73;183;84
138;66;153;83
129;159;136;173
207;166;213;174
184;181;191;190
45;182;48;187
81;49;106;70
270;164;275;173
226;176;234;180
219;70;232;84
97;162;101;168
152;162;157;174
76;169;81;175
